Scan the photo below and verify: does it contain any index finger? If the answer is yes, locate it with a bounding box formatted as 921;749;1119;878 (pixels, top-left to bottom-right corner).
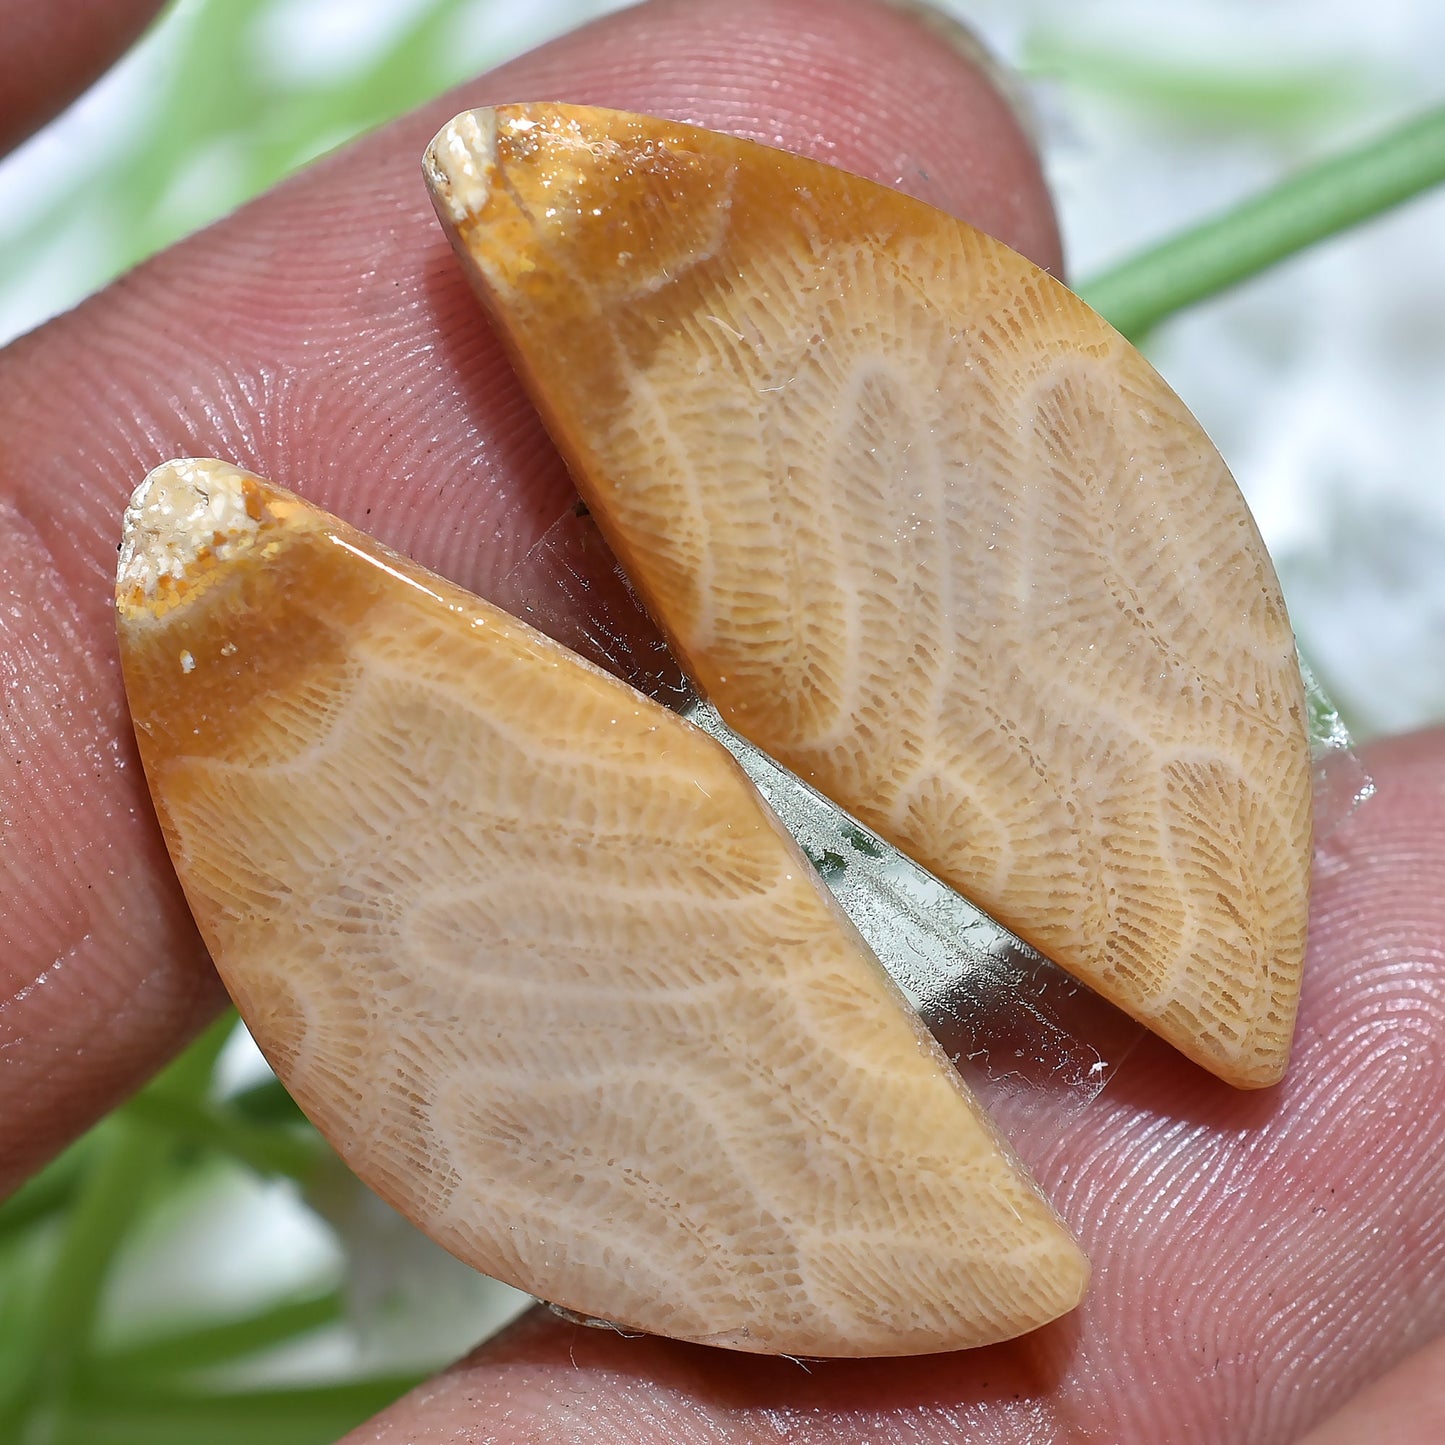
0;0;167;155
0;0;1059;1190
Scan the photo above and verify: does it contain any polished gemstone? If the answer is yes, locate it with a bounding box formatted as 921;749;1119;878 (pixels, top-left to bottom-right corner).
425;105;1313;1088
116;459;1088;1357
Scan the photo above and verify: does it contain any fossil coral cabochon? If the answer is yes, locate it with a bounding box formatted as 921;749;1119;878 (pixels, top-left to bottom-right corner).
116;459;1087;1357
423;104;1314;1089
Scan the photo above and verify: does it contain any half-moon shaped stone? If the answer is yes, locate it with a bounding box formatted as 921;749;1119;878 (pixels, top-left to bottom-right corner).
424;104;1313;1088
116;458;1087;1357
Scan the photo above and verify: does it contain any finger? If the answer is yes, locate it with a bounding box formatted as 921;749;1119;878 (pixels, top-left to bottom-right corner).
0;0;1057;1188
0;0;167;157
1296;1334;1445;1445
343;727;1445;1444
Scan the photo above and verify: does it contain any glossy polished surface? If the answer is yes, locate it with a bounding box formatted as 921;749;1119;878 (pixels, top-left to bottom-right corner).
116;459;1087;1357
425;104;1313;1088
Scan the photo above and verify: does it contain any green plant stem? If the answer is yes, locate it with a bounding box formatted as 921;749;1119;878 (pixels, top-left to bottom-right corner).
119;1008;324;1183
90;1290;345;1379
122;1091;326;1184
1079;102;1445;338
1024;34;1363;132
0;1017;238;1246
0;1119;170;1442
55;1375;425;1445
0;1014;249;1439
0;1141;94;1241
229;1075;310;1128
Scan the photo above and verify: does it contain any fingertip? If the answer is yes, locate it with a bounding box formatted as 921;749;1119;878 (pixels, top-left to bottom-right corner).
0;0;167;156
1295;1332;1445;1445
505;0;1062;272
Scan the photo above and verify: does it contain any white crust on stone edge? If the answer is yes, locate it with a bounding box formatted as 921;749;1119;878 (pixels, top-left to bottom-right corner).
117;458;262;609
423;109;499;226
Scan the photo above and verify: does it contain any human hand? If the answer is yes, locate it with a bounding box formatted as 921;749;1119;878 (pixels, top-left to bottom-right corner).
1;1;1441;1441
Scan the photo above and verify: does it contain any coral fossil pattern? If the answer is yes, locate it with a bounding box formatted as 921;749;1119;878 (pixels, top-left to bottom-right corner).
425;104;1313;1089
117;461;1088;1357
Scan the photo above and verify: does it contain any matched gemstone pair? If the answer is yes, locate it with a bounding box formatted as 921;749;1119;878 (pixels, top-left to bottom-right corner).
115;106;1312;1357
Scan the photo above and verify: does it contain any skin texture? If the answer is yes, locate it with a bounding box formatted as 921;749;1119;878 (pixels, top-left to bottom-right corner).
0;0;1440;1439
0;0;166;154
